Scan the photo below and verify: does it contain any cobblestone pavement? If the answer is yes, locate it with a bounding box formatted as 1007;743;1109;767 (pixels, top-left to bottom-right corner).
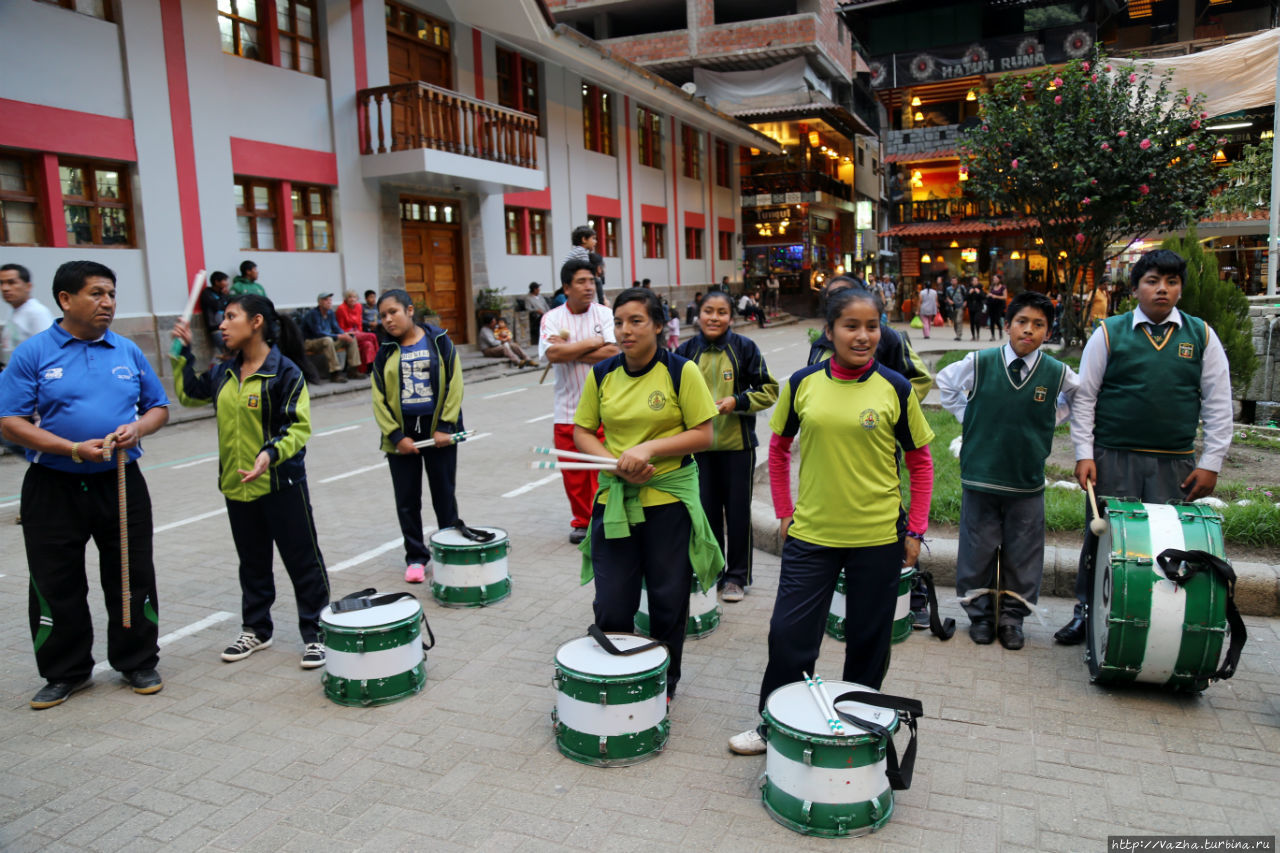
0;323;1276;852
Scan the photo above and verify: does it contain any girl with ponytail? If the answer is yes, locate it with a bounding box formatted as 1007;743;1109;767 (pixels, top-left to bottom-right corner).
170;296;331;670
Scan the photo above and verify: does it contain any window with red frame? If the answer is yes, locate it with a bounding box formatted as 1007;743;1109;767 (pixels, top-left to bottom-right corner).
681;125;702;180
714;139;731;187
582;83;613;156
504;206;548;255
60;160;132;247
277;0;320;74
642;222;665;259
234;177;279;250
637;106;663;168
718;230;734;261
588;216;620;257
219;0;322;77
0;150;44;246
685;227;703;260
497;47;541;128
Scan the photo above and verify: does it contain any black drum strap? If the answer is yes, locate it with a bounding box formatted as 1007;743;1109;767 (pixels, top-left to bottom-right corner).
830;690;924;791
587;624;665;656
1155;549;1247;680
917;570;956;640
331;589;435;651
453;519;497;543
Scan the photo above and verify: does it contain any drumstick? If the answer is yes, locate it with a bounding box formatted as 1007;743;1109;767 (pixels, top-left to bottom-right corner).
1086;480;1107;536
530;446;617;464
813;674;845;734
530;460;616;471
170;269;207;357
803;672;842;735
412;430;476;448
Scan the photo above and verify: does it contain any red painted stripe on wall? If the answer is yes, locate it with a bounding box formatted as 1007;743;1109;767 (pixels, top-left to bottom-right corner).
640;204;668;224
472;29;484;100
230;138;339;185
505;188;551;208
0;99;136;162
624;96;637;284
159;0;205;288
718;216;735;233
37;154;67;249
351;0;368;91
683;211;705;229
586;194;621;219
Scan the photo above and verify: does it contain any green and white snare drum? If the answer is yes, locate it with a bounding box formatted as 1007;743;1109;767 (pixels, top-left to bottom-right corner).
320;594;426;707
825;574;848;641
891;566;917;644
552;633;670;767
427;526;511;607
1087;500;1230;691
761;680;899;838
635;578;721;639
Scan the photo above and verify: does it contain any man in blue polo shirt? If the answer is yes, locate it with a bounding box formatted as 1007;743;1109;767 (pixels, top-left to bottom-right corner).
0;260;170;709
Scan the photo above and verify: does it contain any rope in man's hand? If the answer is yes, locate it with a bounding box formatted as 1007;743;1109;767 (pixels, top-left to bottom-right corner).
102;432;130;629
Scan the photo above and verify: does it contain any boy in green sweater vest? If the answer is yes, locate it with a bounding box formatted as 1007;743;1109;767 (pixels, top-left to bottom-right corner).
937;292;1078;650
1055;249;1233;645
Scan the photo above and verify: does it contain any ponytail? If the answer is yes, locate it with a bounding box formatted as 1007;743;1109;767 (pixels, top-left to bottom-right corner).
226;293;307;370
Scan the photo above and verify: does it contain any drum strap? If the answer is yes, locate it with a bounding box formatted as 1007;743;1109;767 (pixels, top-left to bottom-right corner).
331;589;436;651
1155;549;1247;680
917;571;957;640
453;519;497;543
830;690;925;791
587;624;665;656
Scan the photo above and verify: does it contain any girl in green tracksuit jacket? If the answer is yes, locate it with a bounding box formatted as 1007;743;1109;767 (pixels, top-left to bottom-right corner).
675;289;778;602
369;289;464;584
170;295;331;671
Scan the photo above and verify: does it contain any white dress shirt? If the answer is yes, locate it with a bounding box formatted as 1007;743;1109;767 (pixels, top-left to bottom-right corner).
1067;306;1233;472
538;302;617;424
937;343;1077;426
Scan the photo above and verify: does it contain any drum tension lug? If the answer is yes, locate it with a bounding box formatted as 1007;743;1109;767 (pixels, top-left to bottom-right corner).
800;800;813;823
802;746;813;767
356;631;365;654
598;736;608;756
869;794;882;820
834;816;849;836
598;690;608;706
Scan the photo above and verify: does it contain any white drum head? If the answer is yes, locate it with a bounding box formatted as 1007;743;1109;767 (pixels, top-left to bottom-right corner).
556;634;668;676
429;526;506;547
321;597;421;628
766;680;897;736
1090;523;1113;658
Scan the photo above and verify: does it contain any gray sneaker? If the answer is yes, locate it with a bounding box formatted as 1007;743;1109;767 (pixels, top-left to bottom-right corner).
720;583;745;603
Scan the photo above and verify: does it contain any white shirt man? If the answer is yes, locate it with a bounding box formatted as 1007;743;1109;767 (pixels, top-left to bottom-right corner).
0;265;55;366
539;260;619;542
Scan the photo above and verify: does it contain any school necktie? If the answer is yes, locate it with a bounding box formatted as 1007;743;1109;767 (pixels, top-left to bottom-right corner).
1148;322;1170;343
1008;357;1026;383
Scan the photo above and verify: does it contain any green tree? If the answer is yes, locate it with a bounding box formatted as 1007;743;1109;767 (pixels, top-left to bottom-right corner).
961;53;1221;345
1160;227;1258;394
1211;138;1272;215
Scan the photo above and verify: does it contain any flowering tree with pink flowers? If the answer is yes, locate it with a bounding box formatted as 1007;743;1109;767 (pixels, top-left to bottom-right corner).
960;52;1220;343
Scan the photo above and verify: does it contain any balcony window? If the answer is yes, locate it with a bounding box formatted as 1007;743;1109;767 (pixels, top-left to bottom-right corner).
682;125;702;180
0;151;43;246
290;184;333;251
588;216;620;257
497;47;541;128
714;139;731;188
685;227;704;260
234;177;278;250
718;230;733;261
60;160;132;247
277;0;320;75
504;206;548;255
637;107;662;169
582;84;614;156
642;222;665;259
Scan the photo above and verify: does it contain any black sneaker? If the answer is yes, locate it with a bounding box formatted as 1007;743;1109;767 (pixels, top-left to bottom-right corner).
123;668;163;694
30;677;92;709
912;609;930;631
300;643;326;670
221;631;272;662
569;527;587;545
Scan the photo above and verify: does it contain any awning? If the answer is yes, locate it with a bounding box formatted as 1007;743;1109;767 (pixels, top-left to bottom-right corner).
878;218;1037;237
1117;28;1280;118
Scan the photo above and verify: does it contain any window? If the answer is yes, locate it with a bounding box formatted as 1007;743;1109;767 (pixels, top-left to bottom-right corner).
685;227;703;260
718;230;733;261
497;47;541;127
400;199;459;224
642;222;665;259
714;139;731;188
218;0;262;61
277;0;320;75
857;147;865;166
681;125;702;180
0;151;43;246
234;178;278;250
61;160;131;246
291;184;332;251
504;206;548;255
589;216;620;257
637;107;662;168
36;0;113;20
386;2;450;50
582;84;613;155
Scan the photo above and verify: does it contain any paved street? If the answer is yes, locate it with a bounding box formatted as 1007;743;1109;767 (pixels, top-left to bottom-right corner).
0;321;1277;852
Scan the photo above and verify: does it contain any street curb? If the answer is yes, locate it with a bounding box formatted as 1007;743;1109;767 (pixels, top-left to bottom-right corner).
750;499;1280;617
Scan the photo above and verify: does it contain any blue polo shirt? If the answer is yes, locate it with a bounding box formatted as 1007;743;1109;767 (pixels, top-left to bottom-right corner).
0;320;169;473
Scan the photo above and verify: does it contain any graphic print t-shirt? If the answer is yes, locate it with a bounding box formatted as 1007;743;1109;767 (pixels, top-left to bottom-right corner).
399;336;435;417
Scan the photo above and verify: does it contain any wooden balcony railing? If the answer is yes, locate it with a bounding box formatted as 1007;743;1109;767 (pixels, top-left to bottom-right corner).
892;198;1018;224
357;81;538;170
743;170;853;202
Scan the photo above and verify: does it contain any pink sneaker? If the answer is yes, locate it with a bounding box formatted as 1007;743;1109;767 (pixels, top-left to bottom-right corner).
404;563;426;583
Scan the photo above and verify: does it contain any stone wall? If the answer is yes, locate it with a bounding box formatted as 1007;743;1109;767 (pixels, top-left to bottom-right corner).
1243;296;1280;422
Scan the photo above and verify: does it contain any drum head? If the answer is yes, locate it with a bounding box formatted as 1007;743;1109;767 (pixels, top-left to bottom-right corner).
429;526;506;547
556;634;668;676
765;680;897;736
322;597;420;628
1087;511;1114;675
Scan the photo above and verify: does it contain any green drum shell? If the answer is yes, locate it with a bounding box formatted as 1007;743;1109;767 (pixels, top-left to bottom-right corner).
551;718;670;767
428;536;511;565
891;566;917;645
634;581;721;639
321;611;421;654
1089;500;1229;691
825;574;848;641
431;577;512;608
552;653;670;767
554;660;668;705
323;660;427;707
428;529;511;608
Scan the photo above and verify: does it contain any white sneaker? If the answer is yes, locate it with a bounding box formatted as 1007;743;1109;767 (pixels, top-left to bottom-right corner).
221;631;272;662
729;729;767;755
300;642;326;669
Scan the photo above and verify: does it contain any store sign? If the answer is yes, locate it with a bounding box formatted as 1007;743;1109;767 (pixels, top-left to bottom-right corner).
756;207;794;222
901;247;920;278
856;200;873;231
868;24;1096;89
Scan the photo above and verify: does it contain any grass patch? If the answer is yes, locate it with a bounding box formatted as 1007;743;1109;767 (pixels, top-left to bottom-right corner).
932;350;969;371
1233;427;1280;452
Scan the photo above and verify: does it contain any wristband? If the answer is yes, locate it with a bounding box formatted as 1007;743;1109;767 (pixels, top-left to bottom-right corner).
70;442;83;463
905;530;925;541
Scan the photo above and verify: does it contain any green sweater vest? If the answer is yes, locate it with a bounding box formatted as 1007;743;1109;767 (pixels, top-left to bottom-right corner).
960;348;1065;495
1094;312;1205;456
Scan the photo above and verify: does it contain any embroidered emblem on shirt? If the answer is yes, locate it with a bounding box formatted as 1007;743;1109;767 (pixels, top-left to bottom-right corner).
43;367;63;380
722;370;733;381
1178;342;1194;359
647;390;667;411
859;408;879;430
248;394;260;409
112;365;134;380
1034;385;1047;403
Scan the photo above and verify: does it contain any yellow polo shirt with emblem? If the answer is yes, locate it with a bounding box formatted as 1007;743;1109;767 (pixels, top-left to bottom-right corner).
574;349;718;507
771;360;934;548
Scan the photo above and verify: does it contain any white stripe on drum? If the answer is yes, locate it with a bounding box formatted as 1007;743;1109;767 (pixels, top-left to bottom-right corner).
1137;503;1187;685
555;691;667;737
765;745;892;805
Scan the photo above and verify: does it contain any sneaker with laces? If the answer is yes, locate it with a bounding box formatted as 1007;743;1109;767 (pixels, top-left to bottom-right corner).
221;631;272;662
300;643;326;669
720;582;745;603
728;729;767;755
405;563;427;583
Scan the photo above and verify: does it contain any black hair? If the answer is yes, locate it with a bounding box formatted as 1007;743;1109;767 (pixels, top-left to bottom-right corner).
52;260;115;306
239;260;256;276
561;257;595;285
364;289;376;298
824;275;883;314
1130;249;1186;290
1;263;31;283
1005;290;1055;326
377;288;414;311
226;294;305;369
527;282;540;293
612;287;667;332
824;287;882;328
588;251;604;272
700;288;734;314
571;225;596;246
209;271;229;286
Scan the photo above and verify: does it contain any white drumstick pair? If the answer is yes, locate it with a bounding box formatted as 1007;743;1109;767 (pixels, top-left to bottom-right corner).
803;671;844;735
529;445;617;471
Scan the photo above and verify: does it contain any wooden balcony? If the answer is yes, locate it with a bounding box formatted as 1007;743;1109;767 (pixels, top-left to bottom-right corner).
892;198;1018;223
357;82;539;170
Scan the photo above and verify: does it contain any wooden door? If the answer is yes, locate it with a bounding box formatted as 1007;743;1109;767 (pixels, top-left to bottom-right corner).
402;220;466;343
388;34;452;150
